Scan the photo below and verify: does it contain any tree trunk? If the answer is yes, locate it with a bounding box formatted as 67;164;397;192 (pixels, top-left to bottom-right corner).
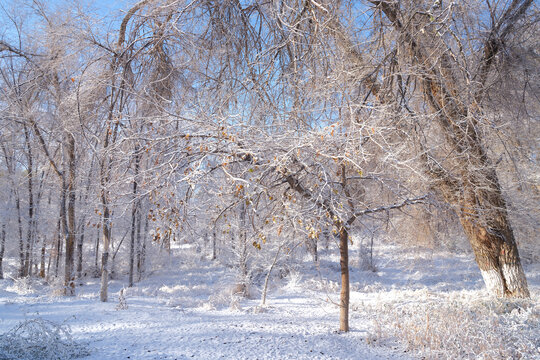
138;214;148;281
136;205;142;278
129;204;137;287
77;230;84;279
368;0;532;298
100;205;111;302
15;193;24;277
261;242;282;306
459;173;529;298
1;141;25;278
94;227;100;274
64;133;76;296
212;229;217;260
39;234;46;278
77;159;94;279
0;224;5;279
129;148;140;287
338;222;349;332
54;216;62;277
23;124;34;277
239;201;248;278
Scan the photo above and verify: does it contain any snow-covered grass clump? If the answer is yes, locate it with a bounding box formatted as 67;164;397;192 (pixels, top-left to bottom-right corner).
0;318;89;360
360;293;539;359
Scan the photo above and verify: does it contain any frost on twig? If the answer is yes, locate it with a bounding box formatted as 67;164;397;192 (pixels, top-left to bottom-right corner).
0;318;89;360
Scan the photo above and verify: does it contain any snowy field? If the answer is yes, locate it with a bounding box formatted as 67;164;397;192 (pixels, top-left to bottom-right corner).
0;243;538;360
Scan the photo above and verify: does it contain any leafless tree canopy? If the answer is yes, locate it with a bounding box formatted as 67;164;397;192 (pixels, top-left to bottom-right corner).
0;0;538;330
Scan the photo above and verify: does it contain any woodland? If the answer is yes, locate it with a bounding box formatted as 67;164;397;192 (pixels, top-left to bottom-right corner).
0;1;538;358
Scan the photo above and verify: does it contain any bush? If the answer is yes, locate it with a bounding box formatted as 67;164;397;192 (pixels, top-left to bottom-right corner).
0;318;89;360
364;296;539;359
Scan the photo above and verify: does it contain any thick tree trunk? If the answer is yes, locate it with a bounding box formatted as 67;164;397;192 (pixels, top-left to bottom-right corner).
459;174;529;298
338;223;349;332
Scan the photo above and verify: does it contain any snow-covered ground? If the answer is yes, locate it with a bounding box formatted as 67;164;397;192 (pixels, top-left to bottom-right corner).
0;243;538;360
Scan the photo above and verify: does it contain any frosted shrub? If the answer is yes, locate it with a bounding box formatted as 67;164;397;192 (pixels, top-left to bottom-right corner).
284;270;302;291
365;297;539;359
0;318;89;360
358;245;377;272
6;277;36;295
47;277;68;297
207;282;249;310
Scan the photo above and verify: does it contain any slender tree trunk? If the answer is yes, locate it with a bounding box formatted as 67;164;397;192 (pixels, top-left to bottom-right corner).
128;148;140;287
15;192;25;277
39;234;46;278
63;133;76;295
138;214;148;281
261;242;282;306
0;224;5;279
23;124;34;277
99;119;115;301
212;229;217;260
129;210;136;287
77;230;84;278
239;201;248;279
54;217;62;277
94;227;100;273
135;205;142;278
338;222;349;332
100;205;111;302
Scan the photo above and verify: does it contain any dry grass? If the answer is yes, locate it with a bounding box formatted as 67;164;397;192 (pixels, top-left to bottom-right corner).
361;293;539;359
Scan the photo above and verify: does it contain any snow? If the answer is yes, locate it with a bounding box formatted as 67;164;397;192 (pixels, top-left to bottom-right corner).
0;243;538;359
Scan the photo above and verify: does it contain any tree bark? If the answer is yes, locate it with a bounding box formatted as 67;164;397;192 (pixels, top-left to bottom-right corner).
138;213;148;281
212;228;217;260
54;216;62;277
23;124;34;277
129;148;140;287
458;173;529;297
94;227;100;274
261;242;282;306
77;230;84;279
100;204;111;302
338;222;349;332
136;205;142;278
0;224;5;279
39;234;46;278
62;133;76;295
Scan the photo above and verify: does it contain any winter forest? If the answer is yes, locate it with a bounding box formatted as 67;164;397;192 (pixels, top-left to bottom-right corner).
0;0;538;359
